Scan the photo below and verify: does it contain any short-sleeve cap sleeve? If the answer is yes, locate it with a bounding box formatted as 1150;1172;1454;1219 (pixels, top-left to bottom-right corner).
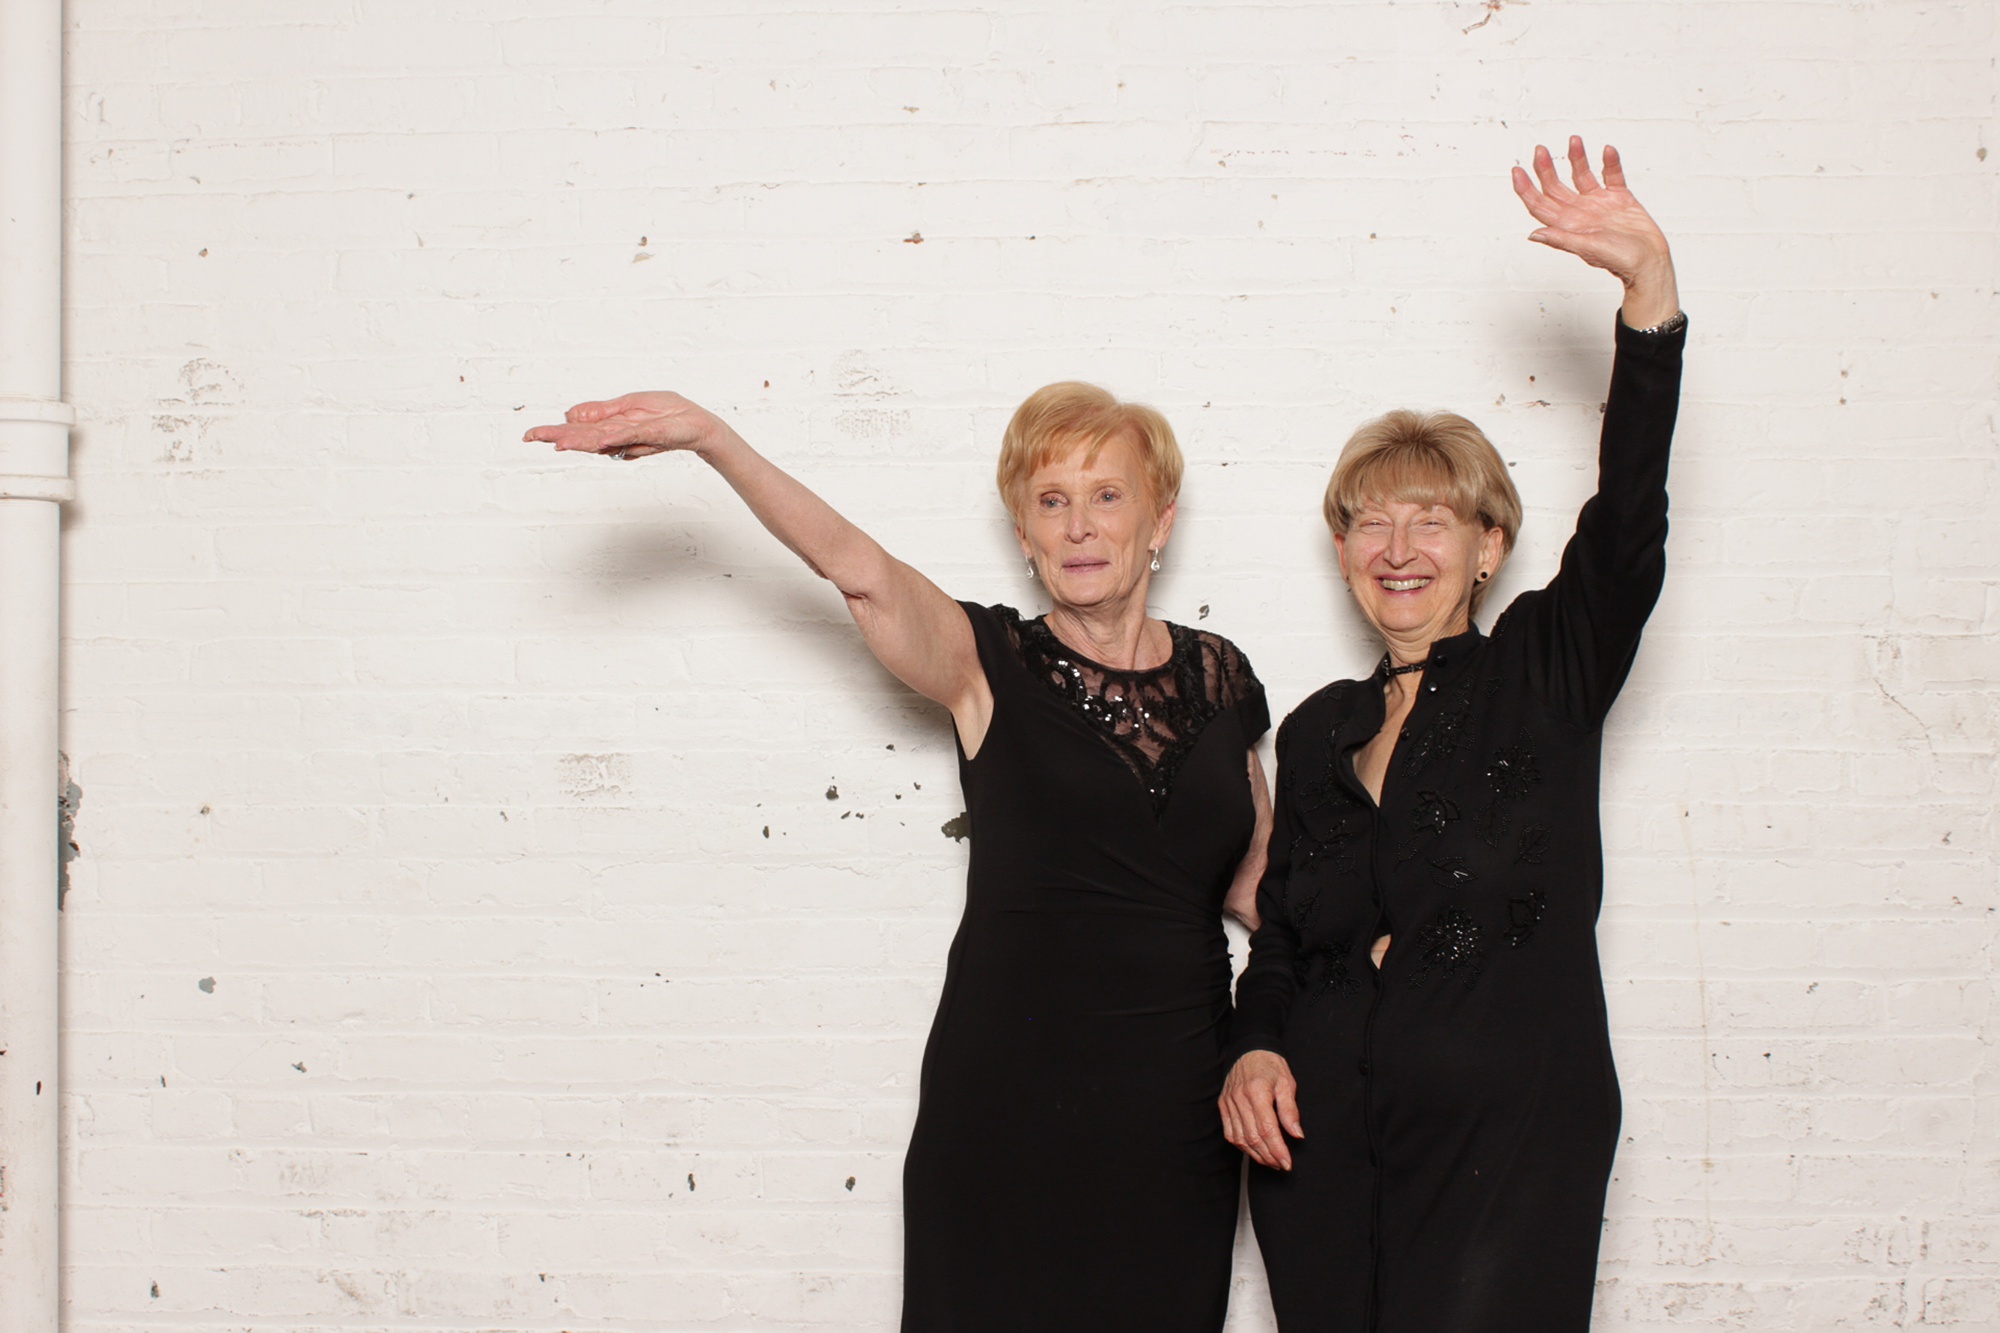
1200;631;1269;744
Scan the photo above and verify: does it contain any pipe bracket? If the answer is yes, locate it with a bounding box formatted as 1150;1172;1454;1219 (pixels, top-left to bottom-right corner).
0;398;76;427
0;399;78;502
0;475;75;503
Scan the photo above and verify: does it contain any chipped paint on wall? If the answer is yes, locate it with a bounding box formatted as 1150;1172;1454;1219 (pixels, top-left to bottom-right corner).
57;751;81;910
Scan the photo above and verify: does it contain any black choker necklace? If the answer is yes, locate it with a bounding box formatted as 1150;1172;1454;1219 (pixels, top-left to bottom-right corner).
1377;653;1429;678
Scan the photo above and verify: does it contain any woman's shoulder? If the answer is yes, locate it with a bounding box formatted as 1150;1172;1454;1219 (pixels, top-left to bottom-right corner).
1483;586;1547;646
1172;620;1256;670
1171;622;1264;699
1276;675;1369;741
961;600;1022;624
960;601;1034;641
1163;621;1270;739
955;602;1034;674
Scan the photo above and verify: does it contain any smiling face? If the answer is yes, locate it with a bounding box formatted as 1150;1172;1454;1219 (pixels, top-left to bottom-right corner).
1016;431;1175;615
1334;497;1506;648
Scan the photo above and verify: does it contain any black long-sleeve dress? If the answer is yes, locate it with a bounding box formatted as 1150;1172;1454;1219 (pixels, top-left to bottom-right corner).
903;602;1270;1332
1231;317;1686;1332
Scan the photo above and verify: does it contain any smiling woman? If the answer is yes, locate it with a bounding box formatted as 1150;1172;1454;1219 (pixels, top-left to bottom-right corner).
524;378;1273;1333
1221;138;1688;1333
1327;409;1521;619
1326;413;1522;824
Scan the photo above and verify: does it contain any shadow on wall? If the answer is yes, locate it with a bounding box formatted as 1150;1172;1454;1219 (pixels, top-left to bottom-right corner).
554;511;960;747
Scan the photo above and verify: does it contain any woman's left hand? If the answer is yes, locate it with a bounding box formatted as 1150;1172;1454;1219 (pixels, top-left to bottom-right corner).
1512;136;1680;329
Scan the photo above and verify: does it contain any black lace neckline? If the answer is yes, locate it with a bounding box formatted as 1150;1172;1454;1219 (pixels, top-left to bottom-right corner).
1003;609;1223;816
1037;618;1177;677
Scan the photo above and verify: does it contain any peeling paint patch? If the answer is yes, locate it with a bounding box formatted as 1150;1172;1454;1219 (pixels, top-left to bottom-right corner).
558;753;631;802
57;752;81;910
941;812;970;841
152;357;244;463
1460;0;1521;34
197;977;215;993
833;407;910;439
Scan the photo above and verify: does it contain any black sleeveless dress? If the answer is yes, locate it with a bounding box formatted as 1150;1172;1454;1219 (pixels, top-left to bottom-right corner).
900;602;1270;1333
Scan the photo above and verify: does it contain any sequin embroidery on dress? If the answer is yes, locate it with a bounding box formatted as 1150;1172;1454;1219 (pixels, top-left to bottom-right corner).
1296;936;1361;1002
1408;905;1487;988
998;607;1256;816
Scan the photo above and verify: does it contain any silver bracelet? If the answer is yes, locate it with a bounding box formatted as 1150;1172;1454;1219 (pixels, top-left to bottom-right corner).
1627;310;1687;336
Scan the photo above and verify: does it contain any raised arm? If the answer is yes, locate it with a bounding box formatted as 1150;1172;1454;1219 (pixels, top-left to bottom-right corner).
526;393;993;749
1508;139;1687;727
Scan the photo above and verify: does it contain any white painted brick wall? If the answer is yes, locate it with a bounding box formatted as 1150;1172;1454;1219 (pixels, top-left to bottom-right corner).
52;1;1998;1328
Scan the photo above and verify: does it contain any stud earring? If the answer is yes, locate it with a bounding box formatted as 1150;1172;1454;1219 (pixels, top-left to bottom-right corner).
1149;550;1162;573
1476;570;1490;582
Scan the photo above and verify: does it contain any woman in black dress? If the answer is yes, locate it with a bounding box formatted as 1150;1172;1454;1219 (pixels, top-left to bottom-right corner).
1220;139;1686;1331
527;383;1271;1332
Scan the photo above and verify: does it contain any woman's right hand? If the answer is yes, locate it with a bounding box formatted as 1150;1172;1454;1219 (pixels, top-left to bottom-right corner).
523;391;731;461
1221;1049;1304;1171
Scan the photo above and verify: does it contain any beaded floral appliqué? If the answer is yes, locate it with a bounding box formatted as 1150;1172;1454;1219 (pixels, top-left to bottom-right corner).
1408;906;1486;988
1411;790;1460;838
1297;936;1361;1001
1477;733;1543;847
1292;810;1360;877
1408;680;1488;764
1504;889;1547;948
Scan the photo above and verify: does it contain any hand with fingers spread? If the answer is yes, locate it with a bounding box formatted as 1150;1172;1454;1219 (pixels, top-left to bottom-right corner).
1220;1049;1304;1171
523;390;730;462
1512;135;1681;329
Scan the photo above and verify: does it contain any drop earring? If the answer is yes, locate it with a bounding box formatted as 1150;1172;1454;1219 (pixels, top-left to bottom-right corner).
1026;557;1036;580
1149;550;1161;573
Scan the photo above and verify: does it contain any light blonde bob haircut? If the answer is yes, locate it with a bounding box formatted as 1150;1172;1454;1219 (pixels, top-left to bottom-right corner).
996;382;1184;521
1325;409;1523;614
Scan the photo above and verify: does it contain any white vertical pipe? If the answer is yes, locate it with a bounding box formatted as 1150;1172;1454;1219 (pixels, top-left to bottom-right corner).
0;0;74;1330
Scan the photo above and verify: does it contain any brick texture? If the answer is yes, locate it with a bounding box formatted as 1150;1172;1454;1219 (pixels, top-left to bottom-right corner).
52;1;1999;1328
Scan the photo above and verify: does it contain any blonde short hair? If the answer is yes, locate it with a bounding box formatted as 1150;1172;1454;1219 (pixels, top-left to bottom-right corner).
1324;409;1523;614
996;382;1184;520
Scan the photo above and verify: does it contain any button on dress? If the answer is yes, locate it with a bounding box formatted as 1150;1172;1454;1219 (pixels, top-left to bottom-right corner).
901;602;1269;1333
1231;318;1686;1332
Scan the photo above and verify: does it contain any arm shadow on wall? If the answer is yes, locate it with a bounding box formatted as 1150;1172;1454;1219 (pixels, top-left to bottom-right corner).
557;512;960;749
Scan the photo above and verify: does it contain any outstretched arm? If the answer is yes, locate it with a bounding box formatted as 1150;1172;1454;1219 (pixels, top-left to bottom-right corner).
1513;137;1680;329
526;393;992;749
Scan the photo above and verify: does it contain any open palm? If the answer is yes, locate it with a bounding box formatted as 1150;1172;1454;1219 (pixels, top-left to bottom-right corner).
523;391;723;460
1512;137;1672;288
